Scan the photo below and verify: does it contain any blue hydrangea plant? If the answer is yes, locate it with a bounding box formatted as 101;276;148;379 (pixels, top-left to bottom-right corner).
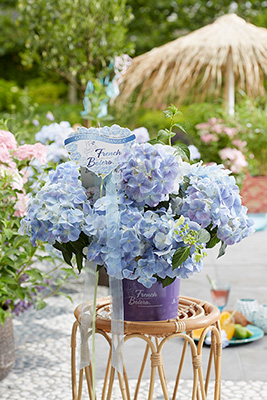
20;107;254;288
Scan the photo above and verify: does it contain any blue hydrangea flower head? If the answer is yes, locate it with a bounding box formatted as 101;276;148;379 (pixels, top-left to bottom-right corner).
117;143;180;207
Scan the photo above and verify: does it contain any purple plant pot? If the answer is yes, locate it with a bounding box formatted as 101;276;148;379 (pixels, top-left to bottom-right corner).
123;278;180;321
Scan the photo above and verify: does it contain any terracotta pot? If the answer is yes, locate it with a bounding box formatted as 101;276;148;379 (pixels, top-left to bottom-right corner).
240;174;267;213
0;316;15;380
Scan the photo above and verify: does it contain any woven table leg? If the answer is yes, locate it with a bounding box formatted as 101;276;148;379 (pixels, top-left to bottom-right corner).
117;370;129;400
71;320;79;400
102;349;112;400
122;362;131;400
134;343;150;400
106;366;115;399
78;369;84;400
148;355;157;400
124;333;158;400
172;339;188;399
85;365;94;400
213;322;222;400
193;354;205;400
201;325;221;400
205;340;213;395
155;337;168;395
151;351;169;400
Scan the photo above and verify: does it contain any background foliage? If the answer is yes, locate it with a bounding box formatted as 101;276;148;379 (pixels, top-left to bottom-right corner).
17;0;133;99
1;0;267;174
127;0;267;55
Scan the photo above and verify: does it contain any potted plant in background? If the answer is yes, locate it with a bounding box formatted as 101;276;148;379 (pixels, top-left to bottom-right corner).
20;105;254;322
0;128;75;380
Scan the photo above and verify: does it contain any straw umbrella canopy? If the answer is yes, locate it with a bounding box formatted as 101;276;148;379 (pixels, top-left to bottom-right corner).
118;14;267;114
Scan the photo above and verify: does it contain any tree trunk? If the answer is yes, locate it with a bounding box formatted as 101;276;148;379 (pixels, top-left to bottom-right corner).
68;83;78;104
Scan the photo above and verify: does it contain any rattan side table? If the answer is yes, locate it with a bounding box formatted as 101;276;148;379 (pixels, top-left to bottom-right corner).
71;295;222;400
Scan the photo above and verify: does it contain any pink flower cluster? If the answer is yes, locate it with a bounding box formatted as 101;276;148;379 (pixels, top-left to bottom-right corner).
195;118;248;174
14;143;47;164
0;130;47;217
196;118;238;143
219;148;248;174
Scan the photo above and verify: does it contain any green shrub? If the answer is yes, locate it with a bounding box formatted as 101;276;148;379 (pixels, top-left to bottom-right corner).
0;79;26;112
235;96;267;176
182;102;225;134
26;79;68;105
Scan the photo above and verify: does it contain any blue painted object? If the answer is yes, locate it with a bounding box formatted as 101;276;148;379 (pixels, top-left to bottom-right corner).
248;213;267;231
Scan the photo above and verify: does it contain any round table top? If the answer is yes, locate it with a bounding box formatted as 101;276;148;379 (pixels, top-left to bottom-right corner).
74;296;220;336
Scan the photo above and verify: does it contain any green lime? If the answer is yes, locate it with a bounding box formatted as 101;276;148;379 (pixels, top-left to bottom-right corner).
234;324;247;339
246;328;253;338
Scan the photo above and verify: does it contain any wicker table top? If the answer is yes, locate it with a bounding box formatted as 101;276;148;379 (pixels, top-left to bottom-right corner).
74;295;220;336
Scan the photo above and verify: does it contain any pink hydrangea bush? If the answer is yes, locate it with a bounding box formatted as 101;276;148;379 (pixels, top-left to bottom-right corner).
14;143;47;165
1;129;75;324
0;130;47;217
194;118;248;177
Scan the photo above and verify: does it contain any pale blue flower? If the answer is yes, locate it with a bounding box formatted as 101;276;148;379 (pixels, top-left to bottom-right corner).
46;111;55;121
177;162;254;245
106;79;120;99
188;144;201;160
97;101;108;118
20;162;88;247
132;127;150;143
137;275;157;289
85;81;94;95
118;143;180;207
153;232;172;250
120;229;140;255
35;121;72;164
32;119;40;126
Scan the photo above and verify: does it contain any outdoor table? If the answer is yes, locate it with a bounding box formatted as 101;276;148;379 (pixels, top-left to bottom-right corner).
71;296;222;400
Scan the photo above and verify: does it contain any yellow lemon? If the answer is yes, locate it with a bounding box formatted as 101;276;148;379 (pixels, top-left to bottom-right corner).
219;311;235;340
193;327;205;339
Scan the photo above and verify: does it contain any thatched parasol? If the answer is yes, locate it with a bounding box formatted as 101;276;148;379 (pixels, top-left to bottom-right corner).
118;14;267;114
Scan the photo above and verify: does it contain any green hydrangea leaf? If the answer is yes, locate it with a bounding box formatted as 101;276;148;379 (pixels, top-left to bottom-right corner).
172;247;191;269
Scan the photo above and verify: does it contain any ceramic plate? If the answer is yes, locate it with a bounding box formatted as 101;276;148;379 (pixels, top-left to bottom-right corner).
228;324;264;346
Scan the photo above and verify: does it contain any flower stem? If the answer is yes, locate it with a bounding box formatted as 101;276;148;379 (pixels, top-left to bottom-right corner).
100;177;104;198
168;116;174;146
92;269;99;400
91;174;103;399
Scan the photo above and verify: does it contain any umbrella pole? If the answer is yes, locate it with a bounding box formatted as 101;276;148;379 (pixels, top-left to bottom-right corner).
226;52;235;116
